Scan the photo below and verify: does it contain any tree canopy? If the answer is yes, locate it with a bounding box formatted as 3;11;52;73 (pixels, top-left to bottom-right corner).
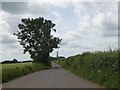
14;17;62;65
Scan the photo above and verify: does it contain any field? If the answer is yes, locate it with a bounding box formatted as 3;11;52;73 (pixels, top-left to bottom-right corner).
57;50;119;89
1;62;50;83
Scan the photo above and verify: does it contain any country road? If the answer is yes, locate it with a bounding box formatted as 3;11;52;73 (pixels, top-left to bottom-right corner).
2;64;104;88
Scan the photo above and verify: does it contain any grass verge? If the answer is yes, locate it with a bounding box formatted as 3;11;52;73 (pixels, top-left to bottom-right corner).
2;62;50;83
57;50;119;89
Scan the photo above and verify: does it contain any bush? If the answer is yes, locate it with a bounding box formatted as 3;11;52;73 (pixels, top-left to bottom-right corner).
57;50;119;88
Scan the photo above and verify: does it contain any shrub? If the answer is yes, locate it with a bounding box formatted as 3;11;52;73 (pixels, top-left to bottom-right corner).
57;50;119;88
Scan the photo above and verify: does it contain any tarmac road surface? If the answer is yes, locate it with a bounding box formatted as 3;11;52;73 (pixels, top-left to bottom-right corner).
2;63;104;88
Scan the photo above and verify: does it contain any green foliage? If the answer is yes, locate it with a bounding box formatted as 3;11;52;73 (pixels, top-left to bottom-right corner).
57;50;119;89
12;58;18;63
0;65;1;83
2;62;49;83
14;17;62;64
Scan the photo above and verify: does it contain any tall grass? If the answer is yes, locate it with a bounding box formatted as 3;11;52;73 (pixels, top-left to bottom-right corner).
2;62;50;83
57;50;119;89
0;64;1;83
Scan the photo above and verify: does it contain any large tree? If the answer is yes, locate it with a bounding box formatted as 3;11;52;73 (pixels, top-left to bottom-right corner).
14;17;62;65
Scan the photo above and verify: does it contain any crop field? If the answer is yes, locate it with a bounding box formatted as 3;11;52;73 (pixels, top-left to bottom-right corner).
2;62;49;83
57;50;119;89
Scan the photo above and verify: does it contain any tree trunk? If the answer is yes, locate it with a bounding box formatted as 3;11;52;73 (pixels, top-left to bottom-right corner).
32;52;51;66
43;52;50;65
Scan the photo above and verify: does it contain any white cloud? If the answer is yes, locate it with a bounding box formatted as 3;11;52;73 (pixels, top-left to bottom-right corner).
72;0;118;2
51;11;62;24
72;2;118;49
51;1;118;58
1;1;118;60
2;2;29;14
2;0;119;2
1;1;64;60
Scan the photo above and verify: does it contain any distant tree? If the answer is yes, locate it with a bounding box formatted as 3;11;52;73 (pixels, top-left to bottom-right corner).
58;56;65;59
2;60;11;64
14;17;62;65
13;58;18;63
22;60;32;63
2;59;18;64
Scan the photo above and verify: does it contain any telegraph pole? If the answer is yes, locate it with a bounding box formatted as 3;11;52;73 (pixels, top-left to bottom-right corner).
57;51;58;59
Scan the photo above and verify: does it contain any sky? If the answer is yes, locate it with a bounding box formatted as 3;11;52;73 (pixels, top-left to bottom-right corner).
0;0;119;61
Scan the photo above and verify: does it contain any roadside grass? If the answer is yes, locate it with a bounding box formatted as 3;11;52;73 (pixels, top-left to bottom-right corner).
0;64;1;83
57;50;119;89
2;62;50;83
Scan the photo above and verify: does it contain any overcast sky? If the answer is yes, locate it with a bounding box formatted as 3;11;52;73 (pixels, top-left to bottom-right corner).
0;0;118;61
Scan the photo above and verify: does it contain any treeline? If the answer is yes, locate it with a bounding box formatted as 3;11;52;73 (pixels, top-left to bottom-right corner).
1;56;65;64
57;50;119;89
2;59;32;64
50;56;65;61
